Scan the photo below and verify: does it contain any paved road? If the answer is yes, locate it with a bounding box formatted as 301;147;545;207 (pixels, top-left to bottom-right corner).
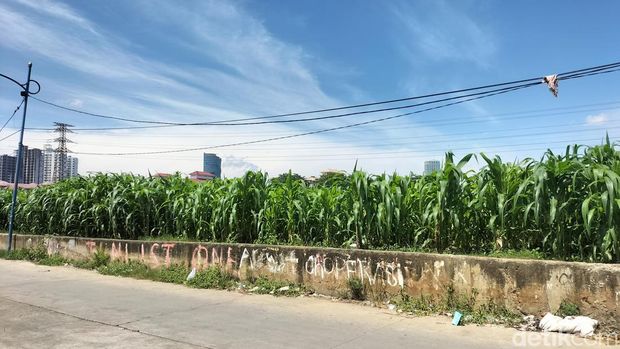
0;260;614;348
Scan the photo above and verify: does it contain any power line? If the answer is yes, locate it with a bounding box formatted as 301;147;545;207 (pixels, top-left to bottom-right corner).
71;85;540;155
178;125;620;151
30;60;620;127
70;126;620;152
91;138;612;162
232;138;617;161
27;99;618;135
0;130;20;142
31;82;542;126
0;97;25;134
19;101;620;152
236;136;618;160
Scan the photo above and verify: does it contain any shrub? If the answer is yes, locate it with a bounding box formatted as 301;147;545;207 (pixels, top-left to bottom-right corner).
187;267;234;289
558;300;580;317
347;277;365;300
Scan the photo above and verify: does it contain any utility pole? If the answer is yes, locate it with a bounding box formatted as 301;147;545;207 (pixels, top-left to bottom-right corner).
52;122;74;182
6;63;40;253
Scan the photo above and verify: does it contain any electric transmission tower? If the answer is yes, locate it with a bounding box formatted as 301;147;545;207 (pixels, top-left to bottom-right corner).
52;122;74;182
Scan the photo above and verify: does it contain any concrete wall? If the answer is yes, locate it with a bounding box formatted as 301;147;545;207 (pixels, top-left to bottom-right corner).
2;234;619;329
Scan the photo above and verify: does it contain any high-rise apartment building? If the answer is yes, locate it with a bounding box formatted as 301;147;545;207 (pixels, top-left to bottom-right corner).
0;155;16;182
43;144;55;183
203;153;222;178
14;146;44;184
23;146;44;184
67;156;79;177
52;151;65;182
423;160;441;176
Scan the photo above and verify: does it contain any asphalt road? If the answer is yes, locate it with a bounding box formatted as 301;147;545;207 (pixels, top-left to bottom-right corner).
0;260;613;348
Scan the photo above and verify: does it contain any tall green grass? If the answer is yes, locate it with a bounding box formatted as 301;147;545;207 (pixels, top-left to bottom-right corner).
3;140;620;262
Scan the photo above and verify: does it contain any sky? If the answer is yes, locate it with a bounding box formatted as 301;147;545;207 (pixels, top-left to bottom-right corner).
0;0;619;177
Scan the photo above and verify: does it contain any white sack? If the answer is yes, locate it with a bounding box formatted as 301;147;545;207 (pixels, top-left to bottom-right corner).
539;312;598;337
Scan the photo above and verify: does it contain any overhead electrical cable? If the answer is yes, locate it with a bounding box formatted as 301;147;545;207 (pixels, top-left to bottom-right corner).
0;130;20;142
25;99;620;133
73;84;536;155
70;126;620;152
97;138;613;162
31;82;542;126
30;61;620;127
226;133;620;159
0;97;25;135
232;137;617;160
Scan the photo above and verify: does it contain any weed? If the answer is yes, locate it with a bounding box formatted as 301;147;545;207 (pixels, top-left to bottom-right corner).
395;292;438;315
488;249;545;260
4;244;49;262
38;254;68;266
91;248;110;268
251;277;287;294
558;300;580;317
347;277;365;300
18;247;46;261
392;287;520;325
247;277;306;296
187;266;235;290
444;286;477;314
98;260;149;278
156;264;189;284
0;244;69;267
70;258;95;269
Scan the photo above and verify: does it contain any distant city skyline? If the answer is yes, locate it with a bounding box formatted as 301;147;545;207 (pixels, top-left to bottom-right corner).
0;144;79;184
0;1;618;177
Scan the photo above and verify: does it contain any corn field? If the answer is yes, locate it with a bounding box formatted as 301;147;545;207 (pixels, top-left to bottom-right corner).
2;140;620;263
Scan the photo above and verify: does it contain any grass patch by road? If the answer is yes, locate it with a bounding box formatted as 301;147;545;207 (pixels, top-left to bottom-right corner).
0;245;520;327
0;245;67;266
0;245;308;297
391;287;521;326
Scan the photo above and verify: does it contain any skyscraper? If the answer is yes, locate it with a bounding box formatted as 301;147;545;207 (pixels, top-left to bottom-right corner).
0;155;16;182
43;144;55;183
423;160;441;176
15;146;44;184
203;153;221;178
67;156;79;177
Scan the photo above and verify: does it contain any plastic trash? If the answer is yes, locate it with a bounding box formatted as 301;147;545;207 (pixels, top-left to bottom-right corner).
452;311;463;326
538;312;598;337
518;315;538;332
186;267;197;281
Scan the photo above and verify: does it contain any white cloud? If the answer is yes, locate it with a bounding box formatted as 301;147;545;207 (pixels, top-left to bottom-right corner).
68;99;83;108
391;1;496;67
0;0;339;122
0;0;455;177
585;113;609;125
13;0;97;33
222;156;260;178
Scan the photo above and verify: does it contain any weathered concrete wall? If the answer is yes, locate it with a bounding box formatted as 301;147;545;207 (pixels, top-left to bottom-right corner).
2;234;619;328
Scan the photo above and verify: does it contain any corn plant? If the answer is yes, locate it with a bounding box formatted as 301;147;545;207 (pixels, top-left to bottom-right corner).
3;139;620;262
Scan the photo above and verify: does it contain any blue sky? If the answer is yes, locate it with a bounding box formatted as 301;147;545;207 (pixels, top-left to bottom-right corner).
0;0;619;176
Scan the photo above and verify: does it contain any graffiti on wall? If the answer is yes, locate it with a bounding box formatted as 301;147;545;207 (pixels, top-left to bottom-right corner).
54;239;436;289
305;253;404;287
